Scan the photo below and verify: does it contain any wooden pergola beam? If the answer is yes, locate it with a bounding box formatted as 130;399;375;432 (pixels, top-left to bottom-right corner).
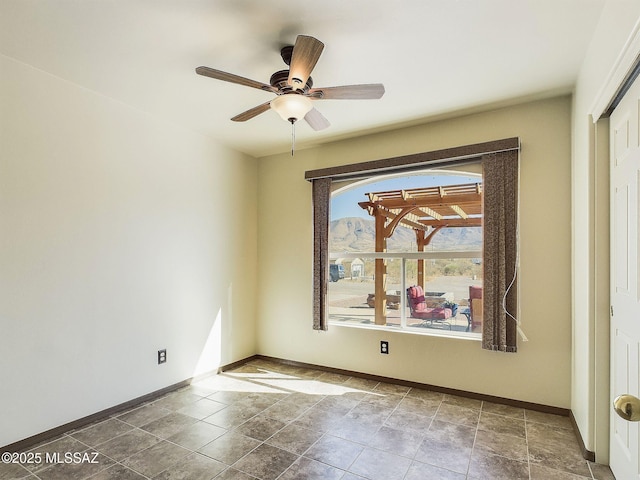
450;205;468;219
418;218;482;227
416;206;443;221
358;202;431;232
372;193;481;209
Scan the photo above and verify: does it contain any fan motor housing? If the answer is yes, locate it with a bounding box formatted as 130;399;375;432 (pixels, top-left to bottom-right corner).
270;70;313;93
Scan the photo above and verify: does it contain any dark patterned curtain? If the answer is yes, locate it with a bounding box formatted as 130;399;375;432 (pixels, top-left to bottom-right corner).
312;177;331;330
482;150;519;352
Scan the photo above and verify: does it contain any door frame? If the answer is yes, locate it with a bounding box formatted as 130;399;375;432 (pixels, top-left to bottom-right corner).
590;21;640;465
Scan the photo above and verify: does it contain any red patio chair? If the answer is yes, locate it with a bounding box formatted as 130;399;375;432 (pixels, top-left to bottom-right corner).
406;285;452;329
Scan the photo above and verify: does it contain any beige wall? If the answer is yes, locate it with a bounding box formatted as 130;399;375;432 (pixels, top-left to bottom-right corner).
257;96;572;407
0;55;258;447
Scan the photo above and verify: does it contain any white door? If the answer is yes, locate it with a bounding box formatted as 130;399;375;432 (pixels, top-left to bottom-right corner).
610;73;640;479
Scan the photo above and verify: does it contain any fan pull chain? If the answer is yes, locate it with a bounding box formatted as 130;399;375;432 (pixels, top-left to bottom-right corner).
290;119;296;156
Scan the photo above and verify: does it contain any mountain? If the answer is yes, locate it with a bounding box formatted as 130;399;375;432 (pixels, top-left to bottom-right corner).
329;217;482;252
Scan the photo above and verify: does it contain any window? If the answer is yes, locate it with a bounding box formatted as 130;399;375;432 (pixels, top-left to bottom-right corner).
307;139;520;352
328;169;483;339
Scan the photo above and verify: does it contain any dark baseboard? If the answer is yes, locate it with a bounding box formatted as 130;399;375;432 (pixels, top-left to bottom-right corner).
253;354;571;416
0;361;238;454
253;355;599;461
249;355;599;461
570;410;596;462
218;355;259;373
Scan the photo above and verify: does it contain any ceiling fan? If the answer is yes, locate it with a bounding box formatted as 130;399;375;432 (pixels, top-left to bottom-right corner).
195;35;385;132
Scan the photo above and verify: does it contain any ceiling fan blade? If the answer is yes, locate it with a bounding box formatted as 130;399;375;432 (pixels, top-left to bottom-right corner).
287;35;324;89
308;83;385;100
196;66;277;93
304;107;330;131
231;101;272;122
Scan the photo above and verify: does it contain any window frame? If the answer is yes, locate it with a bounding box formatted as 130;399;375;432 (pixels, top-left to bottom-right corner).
306;138;520;351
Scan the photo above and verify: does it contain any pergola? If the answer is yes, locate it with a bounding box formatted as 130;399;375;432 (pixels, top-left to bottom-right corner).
358;182;483;325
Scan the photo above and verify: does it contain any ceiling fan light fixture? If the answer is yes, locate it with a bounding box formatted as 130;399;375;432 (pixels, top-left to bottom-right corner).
271;94;313;123
196;34;384;135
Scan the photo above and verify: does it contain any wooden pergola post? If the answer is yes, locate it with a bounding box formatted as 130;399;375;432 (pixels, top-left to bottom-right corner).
415;226;443;289
416;230;426;289
374;211;387;325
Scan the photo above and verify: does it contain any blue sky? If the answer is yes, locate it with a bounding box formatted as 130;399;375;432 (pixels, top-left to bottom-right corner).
330;173;480;220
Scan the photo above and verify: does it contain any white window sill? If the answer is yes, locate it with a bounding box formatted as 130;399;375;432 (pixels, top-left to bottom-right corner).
328;321;482;342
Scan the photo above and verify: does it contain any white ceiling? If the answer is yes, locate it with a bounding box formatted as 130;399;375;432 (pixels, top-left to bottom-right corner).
0;0;606;157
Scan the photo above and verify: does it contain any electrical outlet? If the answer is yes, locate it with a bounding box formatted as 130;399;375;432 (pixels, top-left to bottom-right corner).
380;341;389;354
158;349;167;364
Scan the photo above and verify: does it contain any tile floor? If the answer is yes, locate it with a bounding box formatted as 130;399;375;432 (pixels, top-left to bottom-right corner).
0;359;616;480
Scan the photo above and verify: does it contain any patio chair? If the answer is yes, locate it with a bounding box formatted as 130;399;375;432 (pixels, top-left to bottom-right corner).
469;285;483;329
406;285;453;329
